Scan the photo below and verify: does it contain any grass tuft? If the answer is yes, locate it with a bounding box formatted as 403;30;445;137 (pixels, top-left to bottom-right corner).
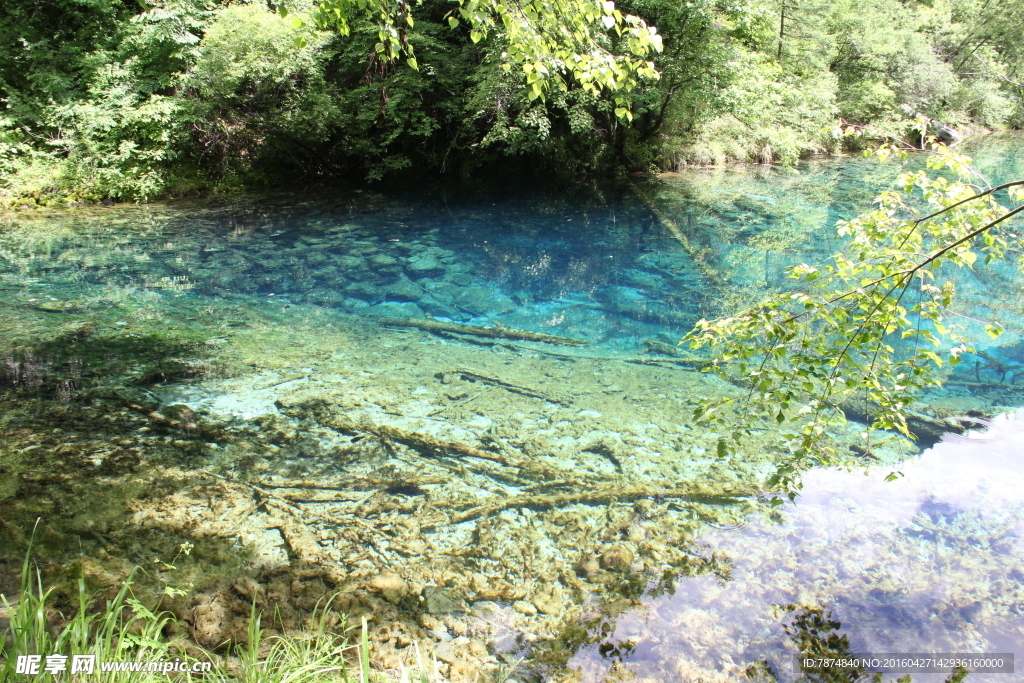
0;536;449;682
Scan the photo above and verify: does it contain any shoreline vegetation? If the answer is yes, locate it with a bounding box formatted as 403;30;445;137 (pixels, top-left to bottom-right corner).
0;124;1011;213
2;0;1022;208
1;543;438;682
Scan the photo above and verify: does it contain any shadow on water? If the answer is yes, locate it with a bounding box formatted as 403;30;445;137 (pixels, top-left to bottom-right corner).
1;327;213;402
0;323;232;585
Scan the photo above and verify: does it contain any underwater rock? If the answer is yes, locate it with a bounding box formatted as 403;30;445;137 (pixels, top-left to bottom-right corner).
303;291;347;308
250;529;289;570
406;253;446;276
470;600;501;618
335;255;366;270
416;296;462;320
434;636;471;664
600;546;634;573
32;300;82;313
468;573;520;602
443;270;475;287
308;266;339;280
291;277;317;292
369;572;408;603
232;577;266;602
370;254;400;269
162;404;198;423
595;286;697;327
383;278;422;302
344;282;383;302
513;600;538;616
191;592;235;649
530;586;565;614
598;285;646;309
575;555;602;579
422;281;461;303
251;256;283;270
366;302;425;318
136;359;210;386
453;286;515;315
423;586;464;615
618;269;665;290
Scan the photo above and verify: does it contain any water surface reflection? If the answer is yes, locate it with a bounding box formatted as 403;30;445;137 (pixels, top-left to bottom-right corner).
573;412;1024;682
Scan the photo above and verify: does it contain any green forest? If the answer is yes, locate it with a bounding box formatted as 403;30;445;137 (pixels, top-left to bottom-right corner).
2;0;1022;206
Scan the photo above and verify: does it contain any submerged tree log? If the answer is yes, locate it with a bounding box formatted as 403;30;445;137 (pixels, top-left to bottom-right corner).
375;317;589;346
626;178;726;288
369;422;511;465
439;368;572;405
324;417;591;484
451;482;754;523
837;398;962;448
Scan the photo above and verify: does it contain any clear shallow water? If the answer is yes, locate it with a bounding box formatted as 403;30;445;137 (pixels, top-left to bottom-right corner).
1;135;1023;682
572;413;1024;682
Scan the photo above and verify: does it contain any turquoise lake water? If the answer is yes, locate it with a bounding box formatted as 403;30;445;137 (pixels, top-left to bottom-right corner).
1;136;1023;682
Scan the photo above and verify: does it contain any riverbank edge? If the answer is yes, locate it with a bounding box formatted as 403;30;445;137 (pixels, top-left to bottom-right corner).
3;121;1006;213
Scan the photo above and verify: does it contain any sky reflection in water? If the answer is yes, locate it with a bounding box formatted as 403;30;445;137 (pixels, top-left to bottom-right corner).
574;412;1024;682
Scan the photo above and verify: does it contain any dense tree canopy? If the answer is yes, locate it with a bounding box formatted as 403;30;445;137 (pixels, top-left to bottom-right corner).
0;0;1021;204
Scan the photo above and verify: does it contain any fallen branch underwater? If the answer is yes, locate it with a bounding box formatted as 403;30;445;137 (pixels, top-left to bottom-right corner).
374;317;589;347
837;398;963;448
626;178;726;288
440;368;572;406
369;422;511;466
450;482;754;523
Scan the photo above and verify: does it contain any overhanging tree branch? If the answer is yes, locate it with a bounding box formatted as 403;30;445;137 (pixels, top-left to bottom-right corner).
685;144;1024;503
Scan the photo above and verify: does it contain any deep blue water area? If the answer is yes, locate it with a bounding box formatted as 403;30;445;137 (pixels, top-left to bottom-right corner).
3;136;1022;357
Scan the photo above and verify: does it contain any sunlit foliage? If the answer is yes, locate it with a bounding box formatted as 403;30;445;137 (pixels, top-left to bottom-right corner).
0;0;1021;203
686;141;1024;501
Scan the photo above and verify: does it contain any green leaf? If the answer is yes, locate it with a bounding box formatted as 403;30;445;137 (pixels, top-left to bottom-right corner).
716;439;730;459
448;16;460;28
